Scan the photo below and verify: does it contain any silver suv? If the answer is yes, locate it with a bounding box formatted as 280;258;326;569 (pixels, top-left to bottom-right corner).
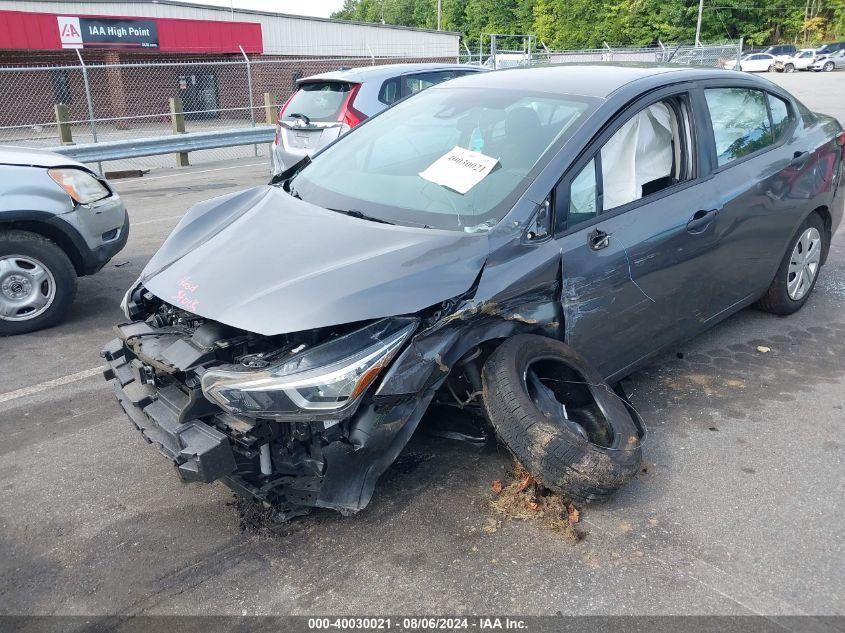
270;63;485;176
0;146;128;335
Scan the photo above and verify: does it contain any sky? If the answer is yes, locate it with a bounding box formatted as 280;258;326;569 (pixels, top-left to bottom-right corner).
177;0;346;18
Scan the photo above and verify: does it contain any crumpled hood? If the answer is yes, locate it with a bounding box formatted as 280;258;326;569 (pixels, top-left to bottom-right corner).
140;186;489;336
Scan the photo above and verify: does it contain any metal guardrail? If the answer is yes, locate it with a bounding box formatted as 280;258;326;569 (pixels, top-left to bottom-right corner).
49;127;275;163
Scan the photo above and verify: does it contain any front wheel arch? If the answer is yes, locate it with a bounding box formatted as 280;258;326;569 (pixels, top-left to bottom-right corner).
0;217;85;275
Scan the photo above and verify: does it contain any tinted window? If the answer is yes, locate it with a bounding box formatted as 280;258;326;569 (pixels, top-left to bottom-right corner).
705;88;773;166
565;159;598;229
292;86;596;231
768;94;792;141
282;81;350;122
402;71;449;96
599;98;693;210
378;78;401;105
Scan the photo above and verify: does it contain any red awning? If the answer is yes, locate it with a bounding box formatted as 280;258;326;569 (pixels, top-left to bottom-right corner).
0;9;263;54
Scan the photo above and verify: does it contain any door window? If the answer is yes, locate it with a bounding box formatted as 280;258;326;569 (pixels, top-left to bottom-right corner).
378;78;401;105
566;159;598;229
600;98;693;210
768;94;793;141
705;88;784;166
555;95;694;231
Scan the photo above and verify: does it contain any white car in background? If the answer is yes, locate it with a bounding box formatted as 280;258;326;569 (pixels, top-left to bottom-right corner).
269;63;485;176
808;49;845;72
774;49;817;72
723;53;777;72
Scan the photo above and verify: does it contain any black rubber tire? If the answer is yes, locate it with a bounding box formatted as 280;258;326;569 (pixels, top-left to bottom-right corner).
481;335;642;502
0;230;77;336
756;213;825;315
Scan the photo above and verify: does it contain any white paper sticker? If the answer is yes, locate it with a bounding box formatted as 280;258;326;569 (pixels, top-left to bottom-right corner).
419;146;499;195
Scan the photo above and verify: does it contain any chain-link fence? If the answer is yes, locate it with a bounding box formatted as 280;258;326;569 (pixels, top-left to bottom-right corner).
0;51;455;172
459;41;742;69
0;41;742;173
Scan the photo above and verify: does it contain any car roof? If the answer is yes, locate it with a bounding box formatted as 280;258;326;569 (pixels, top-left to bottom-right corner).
433;64;738;99
301;63;484;84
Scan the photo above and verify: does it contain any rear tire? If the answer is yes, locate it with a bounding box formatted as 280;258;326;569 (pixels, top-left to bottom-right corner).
0;230;76;336
756;214;825;315
481;335;642;502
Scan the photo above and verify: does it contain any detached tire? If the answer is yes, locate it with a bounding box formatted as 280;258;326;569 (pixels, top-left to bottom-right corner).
0;230;77;336
482;335;642;502
756;213;826;315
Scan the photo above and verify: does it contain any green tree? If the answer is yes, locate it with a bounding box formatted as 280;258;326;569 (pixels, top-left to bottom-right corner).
330;0;845;48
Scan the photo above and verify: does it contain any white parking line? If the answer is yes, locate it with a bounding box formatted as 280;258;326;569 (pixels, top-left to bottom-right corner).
0;366;104;404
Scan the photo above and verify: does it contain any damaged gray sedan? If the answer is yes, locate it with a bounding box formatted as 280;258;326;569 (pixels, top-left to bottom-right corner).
104;65;844;518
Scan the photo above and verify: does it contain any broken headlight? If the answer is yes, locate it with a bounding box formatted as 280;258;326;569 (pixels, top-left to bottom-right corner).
200;317;418;420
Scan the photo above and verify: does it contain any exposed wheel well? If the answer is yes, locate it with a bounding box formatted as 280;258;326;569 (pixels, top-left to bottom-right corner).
0;220;84;275
810;206;832;264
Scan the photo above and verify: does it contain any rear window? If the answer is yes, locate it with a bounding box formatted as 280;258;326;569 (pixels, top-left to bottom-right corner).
282;81;350;122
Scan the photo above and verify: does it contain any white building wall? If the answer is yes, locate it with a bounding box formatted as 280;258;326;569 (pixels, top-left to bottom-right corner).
0;0;460;57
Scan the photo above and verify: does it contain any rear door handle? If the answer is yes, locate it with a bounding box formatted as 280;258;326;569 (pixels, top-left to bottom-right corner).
686;208;718;234
588;228;610;250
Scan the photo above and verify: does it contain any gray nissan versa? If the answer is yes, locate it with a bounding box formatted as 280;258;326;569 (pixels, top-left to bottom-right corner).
104;65;843;518
1;147;128;335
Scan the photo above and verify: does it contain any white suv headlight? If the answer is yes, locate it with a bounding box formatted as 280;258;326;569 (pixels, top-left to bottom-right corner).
201;317;418;420
48;167;110;204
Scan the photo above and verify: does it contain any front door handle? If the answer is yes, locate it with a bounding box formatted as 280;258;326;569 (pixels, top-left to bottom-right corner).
588;228;610;250
686;208;718;234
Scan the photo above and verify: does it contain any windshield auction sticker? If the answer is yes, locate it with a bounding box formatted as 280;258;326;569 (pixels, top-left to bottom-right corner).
419;146;499;194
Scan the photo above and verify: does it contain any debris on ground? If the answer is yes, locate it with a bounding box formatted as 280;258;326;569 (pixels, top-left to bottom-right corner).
113;260;131;267
228;495;312;537
487;461;585;542
756;346;771;353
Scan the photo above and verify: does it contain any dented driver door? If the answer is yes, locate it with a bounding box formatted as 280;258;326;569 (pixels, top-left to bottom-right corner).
552;88;722;379
557;179;721;381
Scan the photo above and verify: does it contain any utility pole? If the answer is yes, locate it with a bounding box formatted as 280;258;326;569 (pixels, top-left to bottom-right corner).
695;0;704;46
437;0;442;31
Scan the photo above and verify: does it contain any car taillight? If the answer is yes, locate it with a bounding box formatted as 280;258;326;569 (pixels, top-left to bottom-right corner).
278;91;296;122
274;92;297;145
338;83;364;129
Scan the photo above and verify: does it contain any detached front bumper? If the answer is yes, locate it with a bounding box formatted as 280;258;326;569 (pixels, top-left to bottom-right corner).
103;338;237;483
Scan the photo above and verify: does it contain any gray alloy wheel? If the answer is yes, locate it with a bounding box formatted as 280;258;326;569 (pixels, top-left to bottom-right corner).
787;227;822;301
824;61;835;72
0;254;57;321
785;63;795;72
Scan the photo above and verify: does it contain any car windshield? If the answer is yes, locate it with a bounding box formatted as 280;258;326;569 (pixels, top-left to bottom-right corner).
289;85;597;231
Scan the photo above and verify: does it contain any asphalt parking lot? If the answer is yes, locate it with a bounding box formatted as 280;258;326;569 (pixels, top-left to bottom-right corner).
1;71;843;619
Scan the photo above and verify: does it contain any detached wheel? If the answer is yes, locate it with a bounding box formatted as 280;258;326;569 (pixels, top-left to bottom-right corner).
0;231;76;336
824;61;835;72
481;335;642;502
756;214;825;315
